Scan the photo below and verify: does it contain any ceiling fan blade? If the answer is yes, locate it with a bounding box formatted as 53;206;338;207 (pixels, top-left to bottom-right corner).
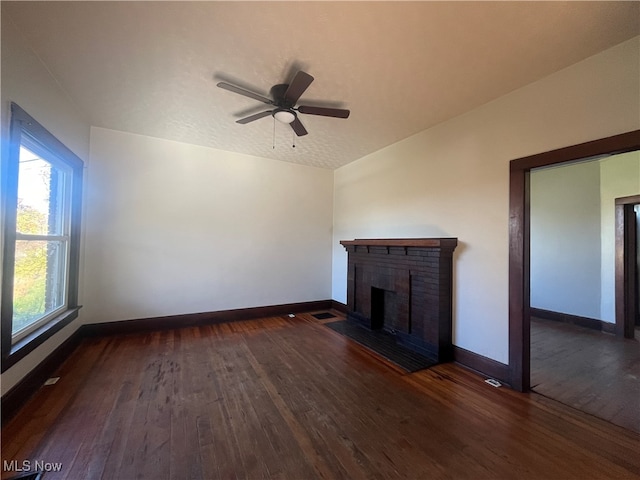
298;106;350;119
283;71;314;106
290;117;308;136
236;110;274;124
217;82;273;105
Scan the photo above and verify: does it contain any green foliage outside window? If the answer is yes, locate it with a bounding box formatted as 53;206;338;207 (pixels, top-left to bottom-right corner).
13;201;48;331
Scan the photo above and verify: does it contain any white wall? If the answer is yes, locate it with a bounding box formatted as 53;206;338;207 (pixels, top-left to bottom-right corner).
600;152;640;322
82;128;333;324
530;161;602;319
1;12;91;395
332;37;640;364
530;153;640;323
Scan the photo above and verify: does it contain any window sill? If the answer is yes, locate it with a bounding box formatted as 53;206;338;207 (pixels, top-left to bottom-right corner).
1;306;82;373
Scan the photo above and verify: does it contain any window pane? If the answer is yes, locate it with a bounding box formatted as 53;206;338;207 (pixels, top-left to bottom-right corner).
12;240;67;335
16;147;68;236
4;104;84;360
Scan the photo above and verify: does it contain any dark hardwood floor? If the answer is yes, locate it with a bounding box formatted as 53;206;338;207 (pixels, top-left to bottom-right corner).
3;312;640;479
531;317;640;433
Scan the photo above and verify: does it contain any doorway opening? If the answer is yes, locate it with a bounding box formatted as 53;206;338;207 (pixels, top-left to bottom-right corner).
508;130;640;392
636;204;640;329
616;195;640;338
524;154;640;432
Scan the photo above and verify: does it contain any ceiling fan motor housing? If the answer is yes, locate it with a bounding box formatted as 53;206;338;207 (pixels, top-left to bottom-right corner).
271;84;293;107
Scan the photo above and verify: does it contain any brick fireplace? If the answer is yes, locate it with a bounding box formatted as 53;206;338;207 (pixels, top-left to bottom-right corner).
340;238;458;362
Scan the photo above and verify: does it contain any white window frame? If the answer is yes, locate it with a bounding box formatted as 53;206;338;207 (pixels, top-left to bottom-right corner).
11;140;74;342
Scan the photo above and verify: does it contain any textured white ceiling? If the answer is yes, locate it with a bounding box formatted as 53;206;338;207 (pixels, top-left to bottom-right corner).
3;1;639;169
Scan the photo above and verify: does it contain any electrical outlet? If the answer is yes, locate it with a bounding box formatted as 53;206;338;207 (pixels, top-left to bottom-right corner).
44;377;60;386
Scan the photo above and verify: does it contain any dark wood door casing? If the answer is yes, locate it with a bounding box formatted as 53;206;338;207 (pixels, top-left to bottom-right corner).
509;130;640;392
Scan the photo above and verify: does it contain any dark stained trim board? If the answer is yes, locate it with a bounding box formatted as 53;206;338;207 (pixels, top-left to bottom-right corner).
81;300;333;337
453;346;510;387
530;308;616;334
331;300;348;314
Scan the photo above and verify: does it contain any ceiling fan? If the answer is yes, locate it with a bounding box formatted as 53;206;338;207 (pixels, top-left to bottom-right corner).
217;71;350;137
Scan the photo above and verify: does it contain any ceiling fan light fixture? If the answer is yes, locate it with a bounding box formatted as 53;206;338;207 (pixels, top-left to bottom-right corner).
273;109;296;124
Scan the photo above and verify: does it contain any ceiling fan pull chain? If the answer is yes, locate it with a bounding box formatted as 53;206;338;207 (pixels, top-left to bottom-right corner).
273;117;276;149
292;128;295;148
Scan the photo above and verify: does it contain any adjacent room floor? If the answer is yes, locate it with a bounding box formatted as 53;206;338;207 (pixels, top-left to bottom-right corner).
3;312;639;479
531;316;640;434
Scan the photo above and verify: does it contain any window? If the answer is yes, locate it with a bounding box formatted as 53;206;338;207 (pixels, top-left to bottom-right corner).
2;103;84;372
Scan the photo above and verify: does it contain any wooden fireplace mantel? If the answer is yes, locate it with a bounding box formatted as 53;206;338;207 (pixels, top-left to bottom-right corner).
340;237;458;362
340;238;458;249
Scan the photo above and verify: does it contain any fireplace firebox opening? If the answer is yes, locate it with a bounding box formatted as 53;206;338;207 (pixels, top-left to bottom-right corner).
371;287;398;333
371;287;385;330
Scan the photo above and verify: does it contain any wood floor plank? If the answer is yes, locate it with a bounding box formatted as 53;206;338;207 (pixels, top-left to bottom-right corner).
90;335;152;480
2;313;639;480
241;328;339;479
1;336;110;474
252;322;412;478
531;317;640;433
